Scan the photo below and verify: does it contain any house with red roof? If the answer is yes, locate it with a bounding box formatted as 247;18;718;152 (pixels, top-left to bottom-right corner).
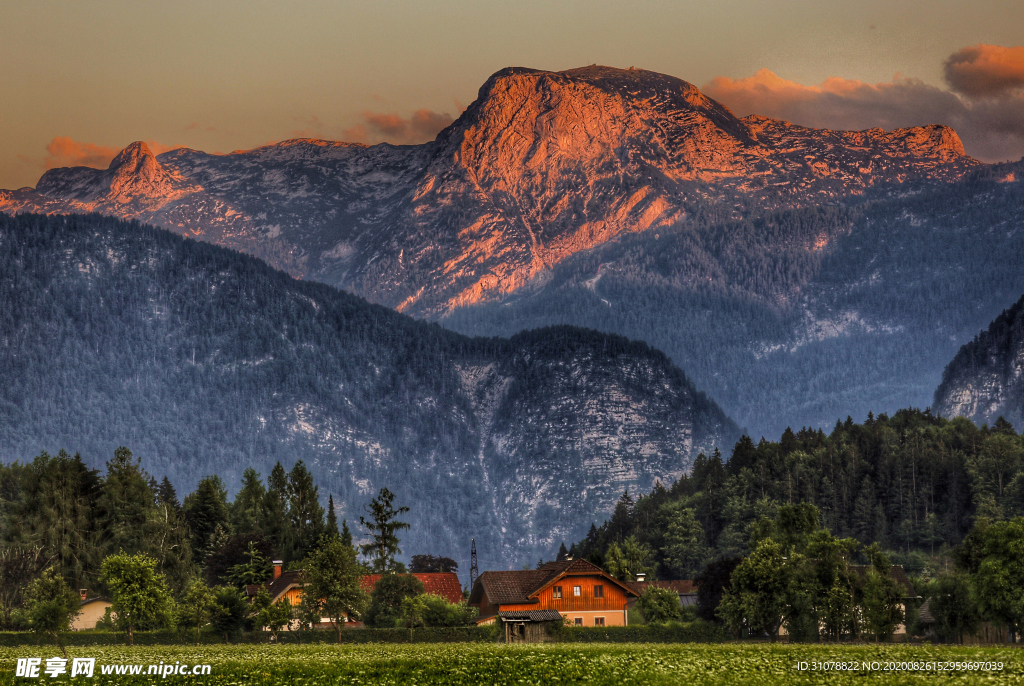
244;561;465;628
360;573;464;604
468;559;638;633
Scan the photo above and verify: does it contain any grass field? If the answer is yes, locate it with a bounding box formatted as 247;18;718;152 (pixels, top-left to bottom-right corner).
1;643;1021;685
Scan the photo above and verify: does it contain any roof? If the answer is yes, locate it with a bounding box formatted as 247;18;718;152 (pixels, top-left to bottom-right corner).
850;565;917;597
360;573;464;605
626;579;696;594
498;610;563;622
917;599;935;624
245;570;305;602
470;559;638;606
80;596;110;605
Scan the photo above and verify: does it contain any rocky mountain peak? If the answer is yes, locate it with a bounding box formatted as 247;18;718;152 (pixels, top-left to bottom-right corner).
2;64;982;317
109;141;155;168
106;141;179;201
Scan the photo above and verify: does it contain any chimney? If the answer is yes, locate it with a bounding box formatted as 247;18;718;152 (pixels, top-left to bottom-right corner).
272;560;283;580
635;573;646;583
79;589;88;602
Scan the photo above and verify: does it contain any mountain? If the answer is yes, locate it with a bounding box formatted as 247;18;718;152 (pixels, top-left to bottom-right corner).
934;293;1024;428
0;212;737;567
446;160;1024;437
0;66;976;315
0;65;999;438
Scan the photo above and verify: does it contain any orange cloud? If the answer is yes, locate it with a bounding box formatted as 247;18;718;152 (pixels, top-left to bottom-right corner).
41;137;180;170
43;137;119;170
704;54;1024;163
342;109;456;145
945;44;1024;98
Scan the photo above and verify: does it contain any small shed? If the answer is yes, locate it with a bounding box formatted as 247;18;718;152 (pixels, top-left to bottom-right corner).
498;610;562;643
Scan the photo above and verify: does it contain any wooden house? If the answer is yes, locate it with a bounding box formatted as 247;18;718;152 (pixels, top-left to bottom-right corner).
469;559;638;636
244;562;464;629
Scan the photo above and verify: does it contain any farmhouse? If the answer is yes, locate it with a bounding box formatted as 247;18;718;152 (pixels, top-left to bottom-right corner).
469;559;638;637
71;590;112;630
777;565;919;638
849;564;919;636
244;560;464;627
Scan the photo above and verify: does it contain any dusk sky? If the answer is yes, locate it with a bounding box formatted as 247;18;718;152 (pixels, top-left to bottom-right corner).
2;0;1023;189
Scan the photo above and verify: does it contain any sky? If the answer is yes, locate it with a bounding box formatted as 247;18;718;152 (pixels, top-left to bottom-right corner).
1;0;1022;189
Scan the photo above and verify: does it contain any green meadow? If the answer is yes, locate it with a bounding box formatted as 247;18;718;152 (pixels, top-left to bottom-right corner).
1;643;1021;685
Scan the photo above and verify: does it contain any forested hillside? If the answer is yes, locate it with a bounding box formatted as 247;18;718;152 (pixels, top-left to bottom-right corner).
444;162;1024;437
0;213;737;566
568;409;1023;580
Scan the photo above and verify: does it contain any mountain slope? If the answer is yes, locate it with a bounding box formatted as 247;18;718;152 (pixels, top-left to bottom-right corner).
0;66;976;317
445;161;1024;437
0;65;994;439
934;293;1024;428
0;212;737;567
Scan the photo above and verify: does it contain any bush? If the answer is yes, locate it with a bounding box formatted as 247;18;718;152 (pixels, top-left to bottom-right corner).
365;574;424;627
399;594;478;628
636;587;684;624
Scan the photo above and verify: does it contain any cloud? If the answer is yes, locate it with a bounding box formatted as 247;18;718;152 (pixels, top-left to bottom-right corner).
43;137;120;170
41;138;181;171
342;109;456;145
703;51;1024;163
944;44;1024;98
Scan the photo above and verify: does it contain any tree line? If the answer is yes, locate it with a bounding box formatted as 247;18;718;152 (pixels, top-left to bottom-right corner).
566;409;1024;641
0;448;474;645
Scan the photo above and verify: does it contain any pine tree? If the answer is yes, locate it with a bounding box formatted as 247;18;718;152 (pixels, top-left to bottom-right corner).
340;520;353;548
17;451;101;588
97;447;156;557
326;495;339;538
359;488;410;573
260;462;292;559
230;468;265;536
157;477;181;513
183;475;230;563
287;461;324;559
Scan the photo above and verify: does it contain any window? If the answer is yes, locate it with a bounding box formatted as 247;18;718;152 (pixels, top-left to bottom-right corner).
574;617;583;626
593;585;604;598
552;586;562;599
573;586;581;597
595;617;605;626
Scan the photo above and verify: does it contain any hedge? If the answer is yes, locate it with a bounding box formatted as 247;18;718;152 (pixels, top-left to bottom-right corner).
0;622;725;647
548;620;726;643
0;626;501;647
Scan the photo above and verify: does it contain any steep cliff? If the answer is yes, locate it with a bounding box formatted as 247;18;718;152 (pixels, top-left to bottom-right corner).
935;293;1024;428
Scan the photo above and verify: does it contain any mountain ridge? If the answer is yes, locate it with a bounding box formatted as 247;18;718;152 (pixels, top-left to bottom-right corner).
0;65;978;317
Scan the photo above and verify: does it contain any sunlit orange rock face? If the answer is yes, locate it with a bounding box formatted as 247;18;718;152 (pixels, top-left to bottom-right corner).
0;66;977;316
